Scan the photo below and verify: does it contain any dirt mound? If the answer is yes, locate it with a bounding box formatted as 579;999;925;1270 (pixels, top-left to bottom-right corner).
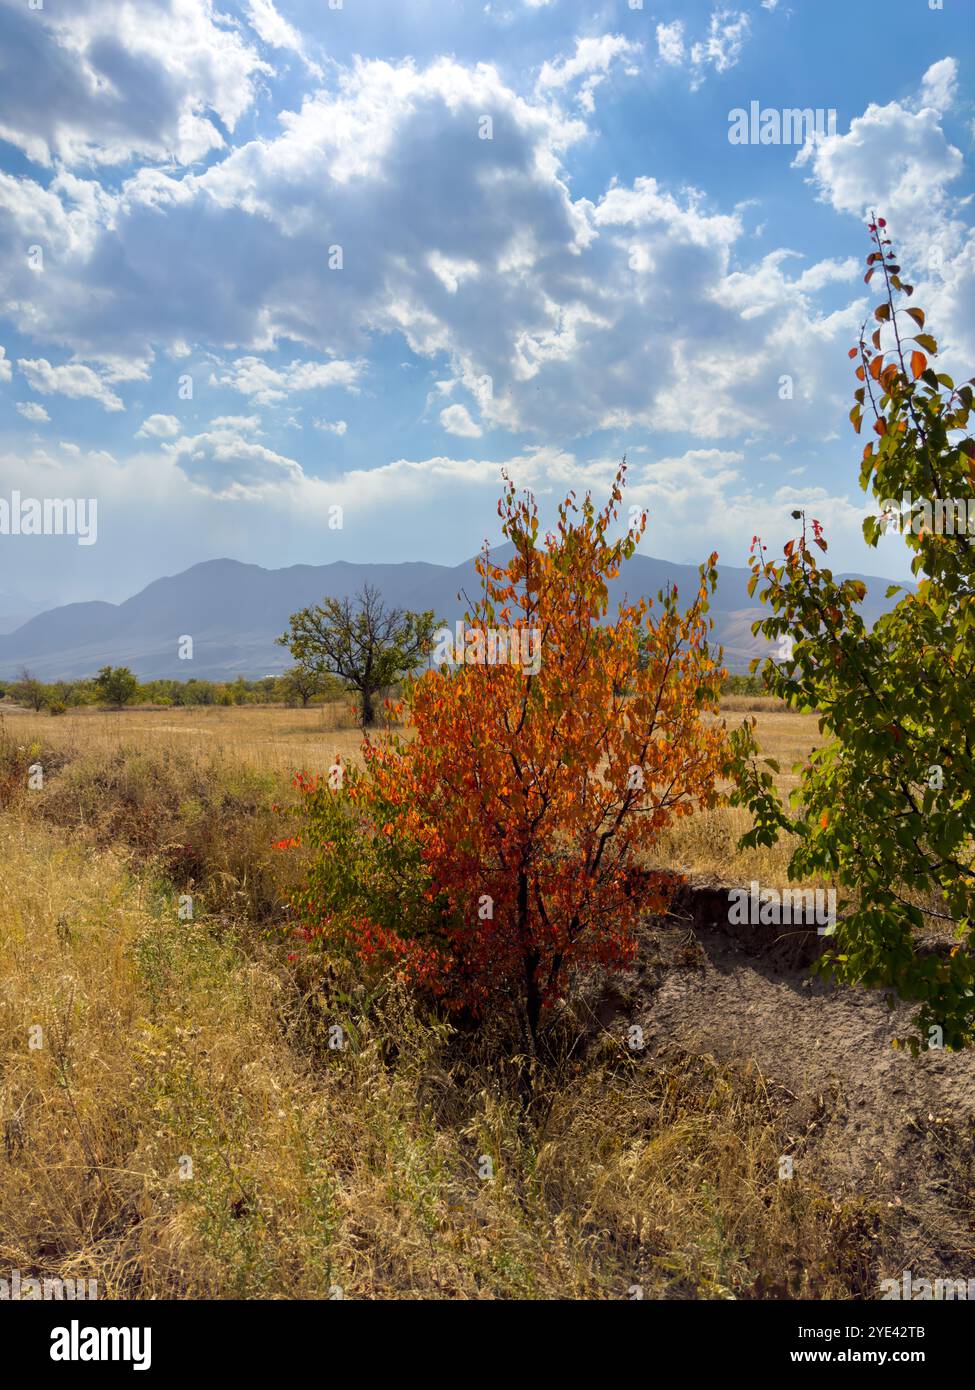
611;887;975;1278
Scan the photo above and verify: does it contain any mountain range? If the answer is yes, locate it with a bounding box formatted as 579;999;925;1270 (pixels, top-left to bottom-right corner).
0;548;905;681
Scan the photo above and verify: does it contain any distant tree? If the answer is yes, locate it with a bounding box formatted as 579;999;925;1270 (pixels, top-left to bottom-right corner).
278;584;439;727
277;664;344;707
94;666;139;709
183;680;215;706
14;666;47;712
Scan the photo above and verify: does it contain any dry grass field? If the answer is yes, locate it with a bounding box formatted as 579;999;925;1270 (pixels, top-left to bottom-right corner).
2;697;972;1300
0;696;821;886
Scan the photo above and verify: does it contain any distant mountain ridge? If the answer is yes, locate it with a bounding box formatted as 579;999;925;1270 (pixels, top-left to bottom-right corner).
0;549;908;681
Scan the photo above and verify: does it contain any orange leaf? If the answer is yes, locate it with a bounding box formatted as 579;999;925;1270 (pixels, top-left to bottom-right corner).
910;350;927;380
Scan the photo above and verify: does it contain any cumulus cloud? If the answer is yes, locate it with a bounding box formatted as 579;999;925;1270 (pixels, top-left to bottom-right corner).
0;0;271;169
793;62;973;363
0;50;853;445
136;413;181;438
162;424;305;497
440;403;483;438
0;42;968;516
918;57;958;113
211;356;364;407
15;401;50;422
0;345;10;383
795;100;963;230
17;358;124;412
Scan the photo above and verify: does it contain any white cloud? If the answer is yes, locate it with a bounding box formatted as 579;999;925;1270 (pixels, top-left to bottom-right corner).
0;50;965;466
655;11;750;89
795;96;963;231
162;424;305;497
15;401;50;422
440;403;483;438
0;0;272;169
90;353;154;385
537;34;641;111
247;0;302;52
689;9;750;87
794;72;973;368
17;358;124;412
656;22;685;68
213;356;364;406
210;414;262;432
919;57;958;113
313;418;348;436
0;345;10;383
795;257;858;293
246;0;322;76
136;413;181;438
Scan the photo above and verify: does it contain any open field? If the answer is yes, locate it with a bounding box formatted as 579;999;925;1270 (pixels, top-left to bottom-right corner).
0;697;821;886
2;698;972;1300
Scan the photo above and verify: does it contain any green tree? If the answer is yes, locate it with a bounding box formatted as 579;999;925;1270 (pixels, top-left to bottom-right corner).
13;666;47;712
277;583;438;727
94;666;139;709
277;664;337;707
729;219;975;1049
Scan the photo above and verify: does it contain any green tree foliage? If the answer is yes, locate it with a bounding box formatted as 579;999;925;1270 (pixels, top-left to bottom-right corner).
11;666;47;711
278;583;439;727
94;666;140;709
277;664;342;707
728;219;975;1049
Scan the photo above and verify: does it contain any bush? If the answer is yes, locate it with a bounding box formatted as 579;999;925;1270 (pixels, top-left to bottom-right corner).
288;466;728;1044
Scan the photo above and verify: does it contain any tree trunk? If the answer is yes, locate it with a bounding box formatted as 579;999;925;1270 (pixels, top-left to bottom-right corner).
361;687;376;727
525;967;542;1048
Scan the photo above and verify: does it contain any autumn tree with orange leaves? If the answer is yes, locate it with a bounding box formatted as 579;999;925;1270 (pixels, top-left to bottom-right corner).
288;464;728;1047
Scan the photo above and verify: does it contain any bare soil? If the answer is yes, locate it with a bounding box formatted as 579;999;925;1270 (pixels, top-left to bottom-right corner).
600;884;975;1277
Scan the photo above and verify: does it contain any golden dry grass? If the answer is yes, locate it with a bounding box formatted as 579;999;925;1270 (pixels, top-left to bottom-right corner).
0;697;822;886
3;695;904;1300
0;700;375;779
0;812;878;1299
657;702;827;886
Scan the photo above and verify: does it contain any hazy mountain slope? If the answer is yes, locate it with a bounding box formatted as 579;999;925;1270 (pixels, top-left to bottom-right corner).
0;550;908;681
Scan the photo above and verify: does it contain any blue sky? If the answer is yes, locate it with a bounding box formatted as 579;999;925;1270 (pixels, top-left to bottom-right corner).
0;0;972;608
